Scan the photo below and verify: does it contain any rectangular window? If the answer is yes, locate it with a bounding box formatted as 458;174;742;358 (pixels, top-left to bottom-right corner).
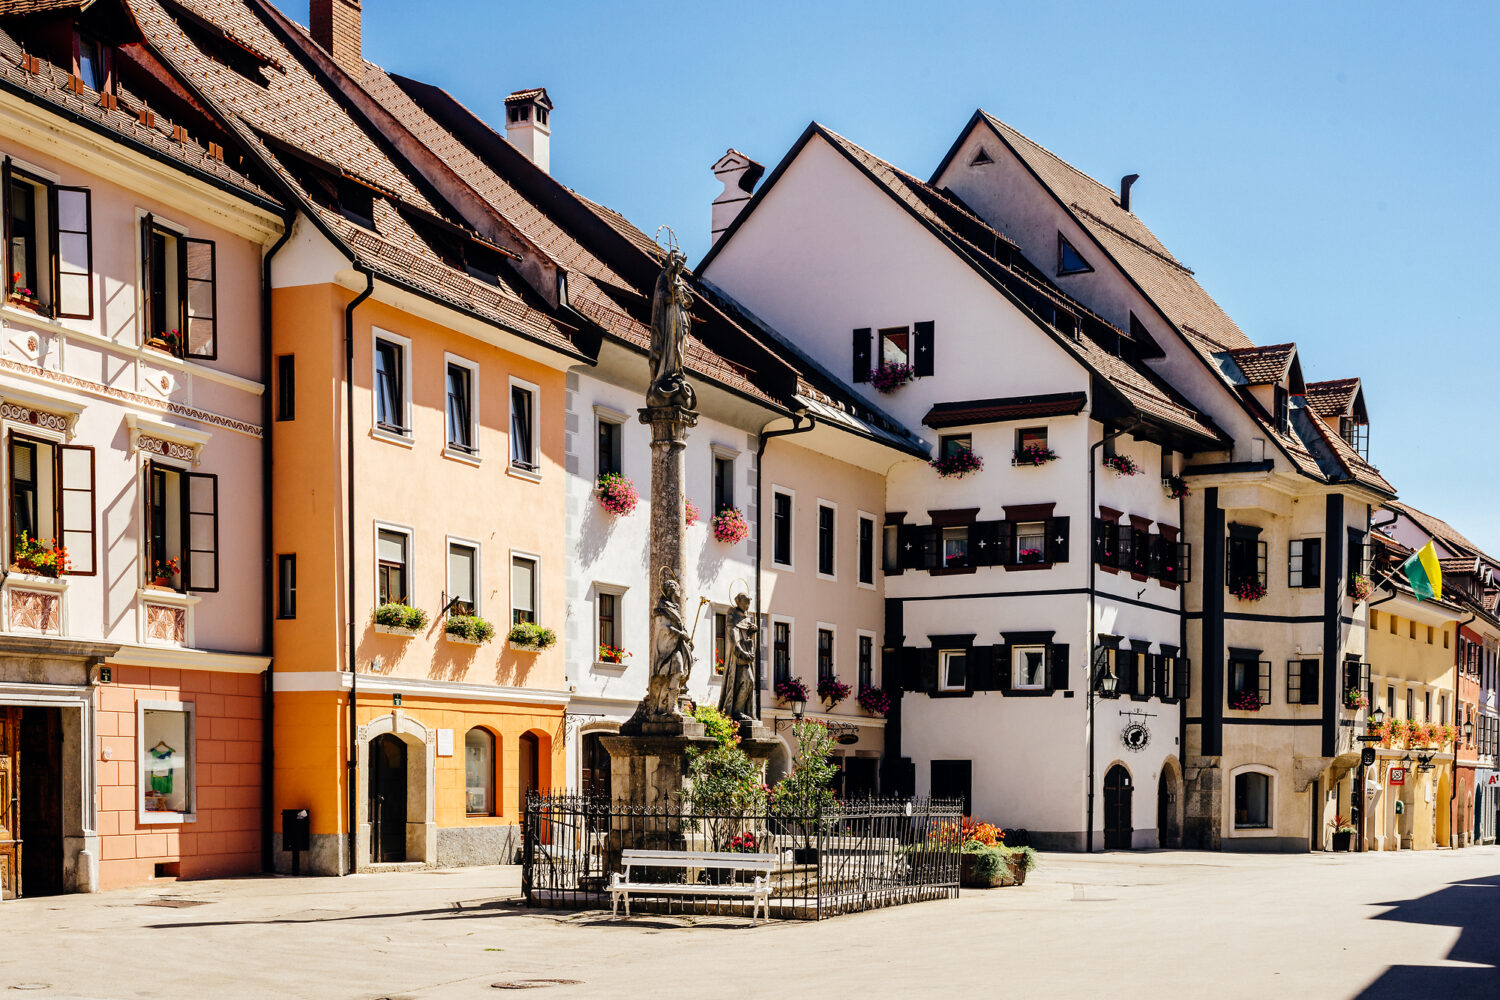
76;33;109;92
857;514;875;586
1287;659;1318;705
817;628;834;682
1228;658;1267;708
773;621;791;686
597;591;618;660
858;634;874;691
447;541;477;615
374;338;406;434
939;433;971;459
817;503;836;577
510;383;537;471
377;528;409;605
1440;693;1448;726
713;454;735;512
879;326;909;367
1425;691;1432;723
1387;685;1396;717
275;355;295;421
144;461;215;591
445;362;476;454
511;555;537;625
1227;534;1268;592
1274;385;1289;434
771;488;793;568
1015;426;1047;454
941;525;969;569
1406;689;1414;720
596;418;621;477
1012;645;1046;691
140;703;194;820
6;168;93;320
1016;520;1046;565
939;649;967;692
1289;538;1321;588
140;214;214;357
277;554;296;619
714;611;729;675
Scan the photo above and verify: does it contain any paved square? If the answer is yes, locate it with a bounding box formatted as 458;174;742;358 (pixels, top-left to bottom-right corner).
2;849;1497;999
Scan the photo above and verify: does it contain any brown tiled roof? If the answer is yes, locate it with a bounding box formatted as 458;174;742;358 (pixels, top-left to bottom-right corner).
1304;378;1360;417
0;0;86;14
1296;397;1394;494
923;391;1087;429
1389;502;1491;562
1226;343;1296;384
810;125;1223;446
504;87;548;104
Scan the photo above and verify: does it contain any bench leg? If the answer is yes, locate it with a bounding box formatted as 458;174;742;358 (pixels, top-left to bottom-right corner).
611;891;618;921
624;891;631;919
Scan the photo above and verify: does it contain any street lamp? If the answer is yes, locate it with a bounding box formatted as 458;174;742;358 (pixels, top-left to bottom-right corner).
789;695;806;720
1369;704;1385;728
1098;670;1118;698
1463;719;1475;746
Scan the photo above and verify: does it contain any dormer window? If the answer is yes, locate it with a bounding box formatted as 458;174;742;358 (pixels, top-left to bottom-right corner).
74;31;111;94
1340;416;1369;459
1274;386;1289;434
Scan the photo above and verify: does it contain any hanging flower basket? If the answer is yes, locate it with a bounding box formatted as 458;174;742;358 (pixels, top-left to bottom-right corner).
930;447;983;479
1231;579;1267;602
1351;574;1373;602
857;684;890;717
869;361;915;394
684;498;701;526
1163;475;1190;500
596;473;639;516
774;677;809;705
1229;692;1262;711
1344;688;1368;711
1012;444;1058;467
712;506;749;544
818;675;851;707
1103;455;1139;477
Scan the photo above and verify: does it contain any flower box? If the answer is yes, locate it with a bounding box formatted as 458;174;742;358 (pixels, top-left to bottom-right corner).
507;622;556;651
869;361;914;394
444;614;495;645
1103;455;1139;477
1012;445;1058;467
712;506;749;545
596;474;639;516
1018;548;1044;565
774;677;809;705
1229;692;1262;711
373;602;427;634
598;644;631;665
818;675;851;707
1231;580;1267;602
931;447;983;479
856;684;890;717
374;624;418;638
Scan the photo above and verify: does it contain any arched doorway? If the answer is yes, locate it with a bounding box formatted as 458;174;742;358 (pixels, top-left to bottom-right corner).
1104;764;1133;849
580;731;612;799
369;734;407;863
1157;760;1183;848
519;731;541;807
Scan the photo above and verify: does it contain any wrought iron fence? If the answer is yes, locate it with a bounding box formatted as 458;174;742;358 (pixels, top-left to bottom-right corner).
522;791;962;920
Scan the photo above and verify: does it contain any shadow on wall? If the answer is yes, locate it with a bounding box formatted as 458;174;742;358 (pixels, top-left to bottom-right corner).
355;630;414;674
576;495;622;567
1357;874;1500;996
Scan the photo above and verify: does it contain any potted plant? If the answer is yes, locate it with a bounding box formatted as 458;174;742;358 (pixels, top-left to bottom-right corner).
1018;547;1044;565
1439;723;1457;746
1350;574;1374;602
1229;691;1262;712
595;473;638;516
1103;454;1139;476
1163;475;1190;500
147;328;183;357
12;533;69;578
1330;815;1356;852
444;614;495;645
1012;444;1058;467
856;684;890;717
817;675;851;708
1344;688;1369;711
711;506;749;544
1231;579;1267;602
373;602;427;635
508;621;557;651
147;556;178;588
8;272;37;308
598;643;630;665
769;719;838;864
774;676;809;707
869;360;914;394
930;447;983;479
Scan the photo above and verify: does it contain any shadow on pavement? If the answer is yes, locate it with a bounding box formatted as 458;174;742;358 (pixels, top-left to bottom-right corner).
1358;873;1500;996
143;899;756;931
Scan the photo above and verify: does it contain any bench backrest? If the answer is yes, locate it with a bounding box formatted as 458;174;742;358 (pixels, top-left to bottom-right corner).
622;849;778;873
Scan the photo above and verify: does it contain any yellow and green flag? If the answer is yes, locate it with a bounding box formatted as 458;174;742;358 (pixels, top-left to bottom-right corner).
1399;541;1442;602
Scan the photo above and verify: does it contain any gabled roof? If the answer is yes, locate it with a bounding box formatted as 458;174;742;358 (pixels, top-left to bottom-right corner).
1388;501;1492;563
1305;378;1364;419
1225;343;1297;386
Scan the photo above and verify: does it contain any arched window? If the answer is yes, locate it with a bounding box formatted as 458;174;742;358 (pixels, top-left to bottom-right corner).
1233;769;1271;829
465;728;495;817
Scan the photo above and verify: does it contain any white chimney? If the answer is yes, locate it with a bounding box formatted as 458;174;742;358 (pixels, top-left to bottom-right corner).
710;149;764;244
505;88;553;174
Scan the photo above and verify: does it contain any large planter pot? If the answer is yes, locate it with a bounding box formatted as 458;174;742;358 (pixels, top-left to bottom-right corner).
1007;855;1028;885
960;853;1016;888
1332;831;1353;853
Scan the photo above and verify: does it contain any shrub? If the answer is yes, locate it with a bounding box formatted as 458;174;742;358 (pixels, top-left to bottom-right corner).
444;614;495;644
770;720;839;820
596;473;639;516
692;703;739;747
373;603;427;630
508;621;557;648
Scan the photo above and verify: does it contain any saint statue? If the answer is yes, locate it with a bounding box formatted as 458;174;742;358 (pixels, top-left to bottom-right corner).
640;574;697;719
717;591;759;722
647;248;696;409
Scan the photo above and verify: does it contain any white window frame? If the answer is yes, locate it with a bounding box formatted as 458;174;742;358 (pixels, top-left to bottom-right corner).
373;520;414;607
1227;763;1277;836
593;404;626;480
509;548;540;626
1012;644;1047;691
593;582;628;668
856;628;878;690
770;485;795;571
507;375;540;480
938;648;967;693
710;443;740;513
816;499;838;582
856;510;878;590
445;534;482;616
371;328;414;447
136;698;197;825
442;352;480;465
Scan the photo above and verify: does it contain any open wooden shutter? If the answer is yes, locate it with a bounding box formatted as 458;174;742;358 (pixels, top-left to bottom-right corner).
1045;516;1070;564
140;213;155;342
1174;657;1191;700
1115;524;1134;574
1048;643;1069;691
182;471;219;592
57;445;95;575
896;523;921;570
918;524;940;572
970;645;995;691
52;187;92;319
995;520;1014;568
1258;661;1272;706
852;328;871;383
995;643;1012;694
919;647;939;694
183;237;216;359
1176;542;1192;583
912;320;934;377
971;520;1000;566
1;158;11;296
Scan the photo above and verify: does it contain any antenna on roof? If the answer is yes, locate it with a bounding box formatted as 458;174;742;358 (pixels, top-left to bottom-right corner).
1119;174;1140;213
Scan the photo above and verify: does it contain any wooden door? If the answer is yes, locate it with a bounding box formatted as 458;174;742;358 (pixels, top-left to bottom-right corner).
1104;764;1133;849
19;709;63;896
369;735;407;864
0;707;20;899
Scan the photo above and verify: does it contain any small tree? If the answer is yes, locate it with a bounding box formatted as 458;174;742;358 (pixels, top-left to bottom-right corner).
770;720;840;848
685;704;768;850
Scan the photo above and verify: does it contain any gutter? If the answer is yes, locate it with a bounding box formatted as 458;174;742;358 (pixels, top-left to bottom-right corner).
344;266;375;875
259;214;294;874
754;412;817;719
1086;424;1125;852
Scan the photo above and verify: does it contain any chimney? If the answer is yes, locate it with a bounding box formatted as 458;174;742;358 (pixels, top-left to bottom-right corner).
311;0;363;77
710;149;764;245
1119;173;1139;213
504;88;553;174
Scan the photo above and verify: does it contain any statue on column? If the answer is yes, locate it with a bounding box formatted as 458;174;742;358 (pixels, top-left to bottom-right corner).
638;574;698;721
647;247;697;411
717;591;759;722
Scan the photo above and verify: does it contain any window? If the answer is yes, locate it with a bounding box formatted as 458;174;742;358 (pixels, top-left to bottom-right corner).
140;702;195;821
1440;694;1448;725
1390;615;1397;635
597;590;619;661
713;454;735;512
5;167;91;319
510;382;537;471
464;728;495;817
447;541;477;615
9;434;95;574
713;611;729;674
596;418;621;477
276;355;295;421
939;649;967;692
941;525;969;569
1405;689;1414;720
883;523;900;574
773;621;791;686
511;555;537;625
1410;621;1416;640
1387;685;1395;717
376;528;409;605
140;214;215;357
858;633;874;691
1228;657;1269;709
1016;426;1047;455
1426;626;1434;645
771;488;793;568
857;514;876;587
817;503;836;578
1012;646;1046;690
1340;416;1369;459
1227;532;1268;593
1288;538;1321;588
1056;232;1091;276
1274;385;1289;434
1016;520;1046;565
445;361;476;454
939;434;972;460
277;554;296;619
146;461;217;591
374;338;406;434
1287;659;1318;705
1370;610;1379;631
76;33;109;92
879;326;910;367
817;628;834;682
1233;771;1270;829
1424;691;1432;723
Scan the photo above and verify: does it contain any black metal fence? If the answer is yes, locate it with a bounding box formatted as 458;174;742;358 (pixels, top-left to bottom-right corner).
521;791;963;920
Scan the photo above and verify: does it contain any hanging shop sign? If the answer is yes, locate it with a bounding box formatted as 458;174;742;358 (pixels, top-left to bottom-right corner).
1361;747;1377;767
1389;766;1407;786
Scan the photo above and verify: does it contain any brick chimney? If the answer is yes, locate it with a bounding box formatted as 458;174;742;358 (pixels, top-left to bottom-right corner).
311;0;363;77
710;149;764;245
504;88;553;174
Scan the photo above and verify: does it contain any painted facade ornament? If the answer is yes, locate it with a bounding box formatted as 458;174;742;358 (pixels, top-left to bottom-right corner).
716;590;759;722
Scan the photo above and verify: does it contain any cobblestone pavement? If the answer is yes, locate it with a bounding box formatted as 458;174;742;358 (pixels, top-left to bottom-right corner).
1;848;1497;999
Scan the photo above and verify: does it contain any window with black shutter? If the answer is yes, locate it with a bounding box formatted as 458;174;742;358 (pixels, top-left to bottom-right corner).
4;164;92;320
1288;659;1319;705
1131;526;1151;575
858;515;875;586
773;490;793;568
1094;517;1120;569
139;215;216;358
1227;530;1268;593
1346;529;1370;596
773;621;791;686
1173;657;1191;700
852;327;872;383
277;554;297;619
144;461;217;592
817;503;836;577
912;321;934;377
1044;516;1070;563
1048;643;1069;691
1228;656;1265;710
8;434;96;575
1116;523;1135;574
1289;538;1321;588
1116;649;1137;697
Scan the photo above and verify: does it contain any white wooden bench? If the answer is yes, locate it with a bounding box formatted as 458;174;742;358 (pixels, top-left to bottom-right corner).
609;849;777;923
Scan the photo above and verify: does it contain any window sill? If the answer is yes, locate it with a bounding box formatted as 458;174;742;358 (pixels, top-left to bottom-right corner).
442;446;482;467
771;561;794;573
507;464;542;484
816;572;838;583
372;426;415;449
139;810;197;826
592;659;629;672
137;588;201;608
5;572;68;592
857;580;877;591
1004;562;1055;572
930;565;975;576
443;632;490;647
1008;687;1051;697
508;639;552;653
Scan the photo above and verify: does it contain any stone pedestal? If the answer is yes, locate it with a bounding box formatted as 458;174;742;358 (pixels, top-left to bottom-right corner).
738;722;783;766
600;726;714;856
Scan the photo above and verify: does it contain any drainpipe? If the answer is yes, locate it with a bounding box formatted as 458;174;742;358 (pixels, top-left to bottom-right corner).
753;412;816;720
344;267;375;875
1085;425;1125;853
259;215;294;874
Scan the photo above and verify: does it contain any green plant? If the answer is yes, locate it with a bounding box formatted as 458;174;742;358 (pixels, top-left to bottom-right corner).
373;602;427;630
770;720;839;820
12;533;69;577
507;621;556;648
685;713;768;851
961;841;1008;882
999;843;1038;872
692;703;739;747
445;614;495;644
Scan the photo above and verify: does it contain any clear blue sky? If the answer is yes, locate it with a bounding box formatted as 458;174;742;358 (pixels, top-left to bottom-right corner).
293;1;1500;552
